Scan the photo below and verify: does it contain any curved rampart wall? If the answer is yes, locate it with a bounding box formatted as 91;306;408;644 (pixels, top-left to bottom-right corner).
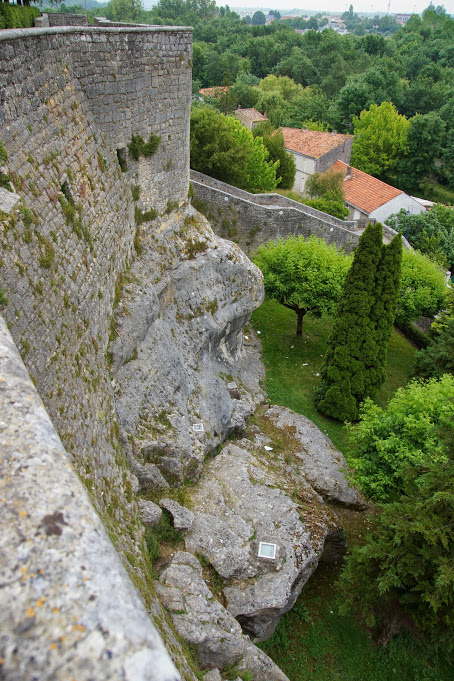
190;170;361;254
0;26;193;679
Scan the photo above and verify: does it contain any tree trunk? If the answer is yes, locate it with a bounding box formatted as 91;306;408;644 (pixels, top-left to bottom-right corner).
282;302;307;336
296;308;306;336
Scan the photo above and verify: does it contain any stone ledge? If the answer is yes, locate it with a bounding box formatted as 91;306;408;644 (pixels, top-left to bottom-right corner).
0;315;180;681
0;25;193;42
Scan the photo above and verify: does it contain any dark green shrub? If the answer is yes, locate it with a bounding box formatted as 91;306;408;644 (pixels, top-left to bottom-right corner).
0;286;8;308
0;140;7;164
0;4;40;29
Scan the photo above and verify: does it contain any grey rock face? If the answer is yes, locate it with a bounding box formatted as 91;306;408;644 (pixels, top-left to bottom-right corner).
111;206;265;487
157;552;289;681
157;552;245;670
184;444;319;641
266;406;366;509
138;499;162;527
203;670;222;681
160;499;194;531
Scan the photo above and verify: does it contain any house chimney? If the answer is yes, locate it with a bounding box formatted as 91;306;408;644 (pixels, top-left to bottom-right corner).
302;127;308;132
332;130;337;135
345;165;352;179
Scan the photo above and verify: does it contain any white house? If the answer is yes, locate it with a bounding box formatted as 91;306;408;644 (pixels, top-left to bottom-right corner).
331;161;426;222
281;128;353;193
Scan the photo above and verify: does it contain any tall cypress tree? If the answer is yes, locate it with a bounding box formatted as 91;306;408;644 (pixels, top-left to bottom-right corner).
315;224;402;421
367;232;402;397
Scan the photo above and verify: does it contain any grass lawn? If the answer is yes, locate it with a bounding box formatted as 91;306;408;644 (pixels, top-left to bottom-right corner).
250;300;417;457
250;301;454;680
259;560;453;681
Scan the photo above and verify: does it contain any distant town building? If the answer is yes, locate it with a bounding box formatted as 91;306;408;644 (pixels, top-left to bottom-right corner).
234;107;269;130
394;13;413;24
199;86;230;99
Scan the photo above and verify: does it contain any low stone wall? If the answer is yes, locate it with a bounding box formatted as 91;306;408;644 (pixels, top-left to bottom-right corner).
47;12;89;26
190;170;361;255
0;316;179;681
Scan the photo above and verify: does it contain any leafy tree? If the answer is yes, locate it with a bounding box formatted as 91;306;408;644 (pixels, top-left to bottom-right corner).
350;102;410;180
412;318;454;380
349;373;454;500
316;225;402;421
269;9;280;19
190;106;279;192
396;249;447;326
397;112;445;191
252;10;266;25
252;122;296;189
387;204;454;271
305;167;345;202
253;235;351;336
339;416;454;652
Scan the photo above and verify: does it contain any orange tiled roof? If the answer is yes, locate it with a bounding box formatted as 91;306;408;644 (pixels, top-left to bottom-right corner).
236;108;268;122
199;86;230;98
332;160;403;215
281;127;353;159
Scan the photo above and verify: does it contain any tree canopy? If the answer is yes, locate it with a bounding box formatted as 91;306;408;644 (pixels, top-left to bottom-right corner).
252;235;352;335
340;414;454;653
388;204;454;272
252;122;296;190
397;248;447;326
190;106;279;192
348;373;454;501
350;102;410;180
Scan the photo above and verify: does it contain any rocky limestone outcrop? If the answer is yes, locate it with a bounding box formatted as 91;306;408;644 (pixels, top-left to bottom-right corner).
110;205;265;488
182;442;341;641
264;406;366;510
156;551;289;681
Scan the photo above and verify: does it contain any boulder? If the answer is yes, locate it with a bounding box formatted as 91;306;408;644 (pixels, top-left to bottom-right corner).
137;499;162;527
160;499;194;531
157;552;289;681
184;444;324;641
203;671;222;681
265;406;366;509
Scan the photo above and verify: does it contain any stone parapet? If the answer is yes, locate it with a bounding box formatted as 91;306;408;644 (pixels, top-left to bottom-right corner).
0;315;180;681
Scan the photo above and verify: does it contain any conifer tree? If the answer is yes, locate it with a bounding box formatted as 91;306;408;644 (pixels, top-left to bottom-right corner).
315;224;402;421
367;232;402;396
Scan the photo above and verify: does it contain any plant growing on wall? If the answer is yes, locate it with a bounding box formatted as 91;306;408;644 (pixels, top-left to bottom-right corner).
128;133;161;161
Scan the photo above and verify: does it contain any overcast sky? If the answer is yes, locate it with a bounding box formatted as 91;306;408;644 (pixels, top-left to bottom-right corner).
212;1;454;15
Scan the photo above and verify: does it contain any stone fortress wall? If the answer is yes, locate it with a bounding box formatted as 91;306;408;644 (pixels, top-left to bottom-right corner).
190;170;407;255
0;25;193;680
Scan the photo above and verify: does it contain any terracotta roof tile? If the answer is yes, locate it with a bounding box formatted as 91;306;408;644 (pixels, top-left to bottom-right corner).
281;127;353;159
332;161;403;215
235;108;268;122
199;86;230;98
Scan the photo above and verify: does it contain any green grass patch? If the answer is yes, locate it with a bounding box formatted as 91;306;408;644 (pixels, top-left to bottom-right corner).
251;300;416;456
259;561;452;681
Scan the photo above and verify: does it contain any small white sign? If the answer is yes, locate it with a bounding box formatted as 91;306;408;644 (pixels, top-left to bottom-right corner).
193;423;204;432
258;542;276;560
227;382;237;389
264;446;273;451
